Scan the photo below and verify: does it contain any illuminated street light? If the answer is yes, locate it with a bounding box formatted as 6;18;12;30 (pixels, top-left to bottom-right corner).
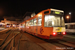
66;15;70;19
69;12;71;15
66;15;70;23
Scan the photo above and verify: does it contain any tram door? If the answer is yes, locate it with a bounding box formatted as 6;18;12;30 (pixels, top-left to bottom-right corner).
37;17;42;35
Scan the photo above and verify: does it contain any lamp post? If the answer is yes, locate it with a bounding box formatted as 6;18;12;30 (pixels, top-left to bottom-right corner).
69;12;71;22
66;15;70;23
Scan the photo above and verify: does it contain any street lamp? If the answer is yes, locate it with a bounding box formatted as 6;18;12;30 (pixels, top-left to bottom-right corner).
66;15;70;19
66;12;71;23
69;12;71;15
66;15;70;23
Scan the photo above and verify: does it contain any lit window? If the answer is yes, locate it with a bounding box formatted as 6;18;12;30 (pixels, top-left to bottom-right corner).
22;23;25;28
30;20;33;26
26;21;29;27
33;18;37;26
44;15;61;27
38;17;42;26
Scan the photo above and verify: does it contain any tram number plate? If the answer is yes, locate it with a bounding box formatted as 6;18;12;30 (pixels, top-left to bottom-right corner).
58;33;61;34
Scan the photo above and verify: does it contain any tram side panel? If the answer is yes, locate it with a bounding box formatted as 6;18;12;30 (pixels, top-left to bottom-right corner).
31;26;34;34
29;26;31;33
23;28;25;32
42;27;53;39
37;10;52;39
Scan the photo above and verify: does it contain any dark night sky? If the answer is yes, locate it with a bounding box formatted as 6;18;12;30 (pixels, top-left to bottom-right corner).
0;0;75;23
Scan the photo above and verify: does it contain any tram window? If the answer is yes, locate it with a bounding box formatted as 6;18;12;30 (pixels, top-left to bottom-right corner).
71;25;74;29
23;23;25;28
65;25;68;29
30;20;34;26
38;17;42;26
26;21;29;27
68;25;70;29
48;21;52;26
26;22;28;27
28;21;30;26
61;17;65;27
29;21;31;26
44;11;49;14
74;25;75;29
33;18;37;26
44;15;60;27
69;25;74;29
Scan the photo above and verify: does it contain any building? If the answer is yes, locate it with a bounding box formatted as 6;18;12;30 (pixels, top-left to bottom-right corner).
1;18;21;28
23;12;36;21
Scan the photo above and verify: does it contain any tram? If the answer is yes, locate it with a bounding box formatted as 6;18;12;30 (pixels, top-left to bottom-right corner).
65;23;75;33
19;8;66;39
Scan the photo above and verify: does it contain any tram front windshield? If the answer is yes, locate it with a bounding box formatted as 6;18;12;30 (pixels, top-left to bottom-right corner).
44;15;65;27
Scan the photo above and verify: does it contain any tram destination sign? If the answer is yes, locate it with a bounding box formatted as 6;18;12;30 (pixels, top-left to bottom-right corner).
55;11;60;14
51;11;64;15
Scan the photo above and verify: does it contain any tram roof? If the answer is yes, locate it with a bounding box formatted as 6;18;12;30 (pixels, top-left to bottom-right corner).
65;22;75;25
51;8;64;13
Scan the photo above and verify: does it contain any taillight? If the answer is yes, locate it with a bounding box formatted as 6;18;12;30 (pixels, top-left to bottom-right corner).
62;32;66;35
53;32;56;35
